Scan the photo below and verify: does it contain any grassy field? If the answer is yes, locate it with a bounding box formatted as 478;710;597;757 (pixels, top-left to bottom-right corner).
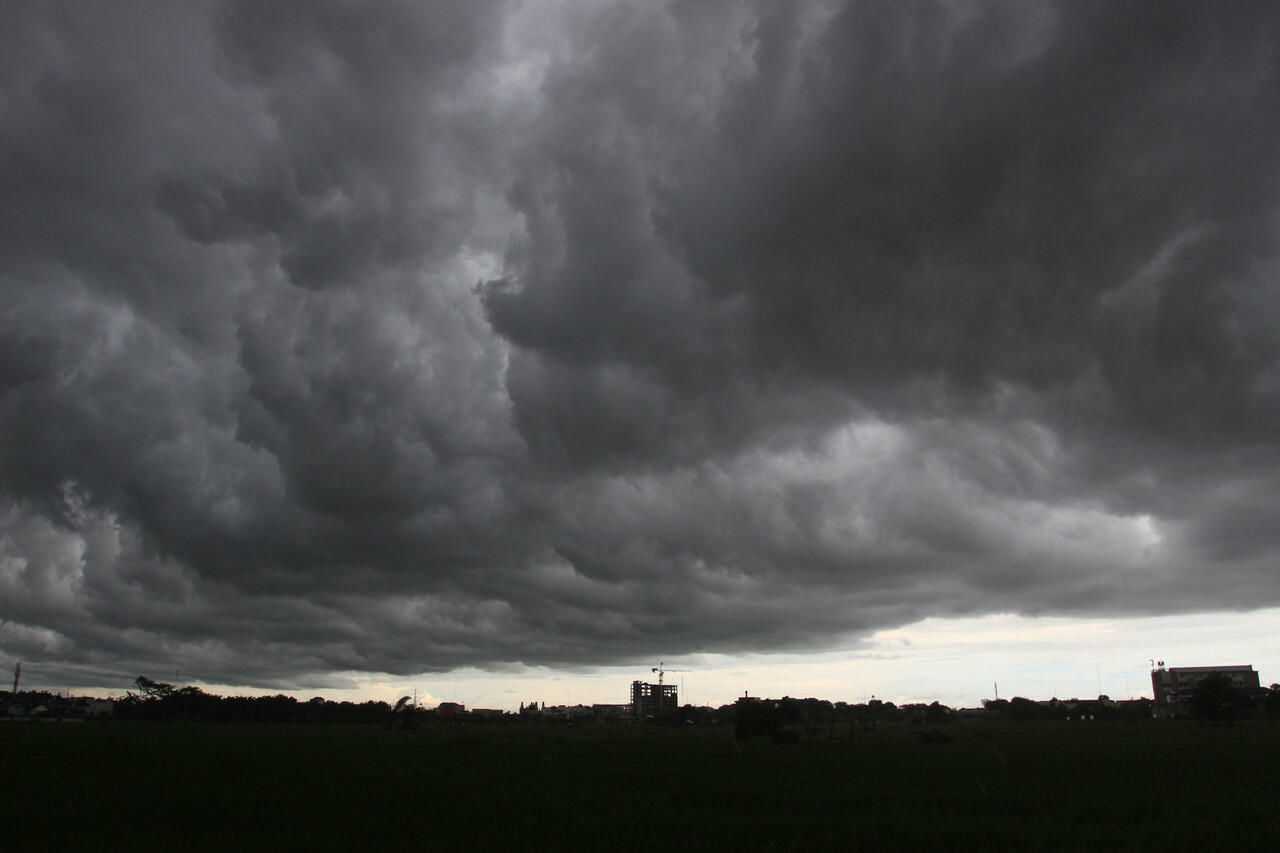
5;719;1279;850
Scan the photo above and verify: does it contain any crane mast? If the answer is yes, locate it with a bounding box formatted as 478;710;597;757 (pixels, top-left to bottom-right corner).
652;661;689;685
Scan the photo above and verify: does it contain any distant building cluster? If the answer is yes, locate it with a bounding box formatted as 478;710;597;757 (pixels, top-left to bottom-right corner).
515;701;631;722
4;696;114;720
1150;664;1261;718
441;678;679;723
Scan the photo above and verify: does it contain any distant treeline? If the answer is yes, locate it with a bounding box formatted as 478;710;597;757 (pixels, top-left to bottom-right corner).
4;680;397;725
980;696;1154;722
117;688;395;725
7;673;1279;727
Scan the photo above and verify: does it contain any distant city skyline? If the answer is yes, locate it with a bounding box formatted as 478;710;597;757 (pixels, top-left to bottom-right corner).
25;609;1280;713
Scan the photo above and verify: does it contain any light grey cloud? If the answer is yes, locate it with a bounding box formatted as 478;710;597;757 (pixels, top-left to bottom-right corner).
3;0;1279;692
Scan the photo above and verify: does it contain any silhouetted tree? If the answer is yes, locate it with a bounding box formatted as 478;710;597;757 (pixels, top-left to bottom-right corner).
131;676;175;701
1009;697;1039;721
925;701;952;724
733;698;800;742
1124;698;1154;720
1191;673;1240;723
386;696;419;728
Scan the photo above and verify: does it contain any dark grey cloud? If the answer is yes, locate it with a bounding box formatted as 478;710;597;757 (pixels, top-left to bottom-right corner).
3;0;1279;692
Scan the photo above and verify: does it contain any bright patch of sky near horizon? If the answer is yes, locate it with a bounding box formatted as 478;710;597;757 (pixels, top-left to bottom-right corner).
54;609;1280;712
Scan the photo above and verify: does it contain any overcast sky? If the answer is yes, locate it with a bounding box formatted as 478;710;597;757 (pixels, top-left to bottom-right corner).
3;0;1279;706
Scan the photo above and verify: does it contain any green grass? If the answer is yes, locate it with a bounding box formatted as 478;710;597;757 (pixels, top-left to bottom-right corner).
5;720;1279;850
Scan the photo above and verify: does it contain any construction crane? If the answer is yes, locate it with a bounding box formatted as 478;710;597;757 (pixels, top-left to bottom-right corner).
652;661;689;685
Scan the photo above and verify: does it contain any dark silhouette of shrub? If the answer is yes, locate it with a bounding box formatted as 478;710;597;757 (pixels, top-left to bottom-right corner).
1191;673;1244;724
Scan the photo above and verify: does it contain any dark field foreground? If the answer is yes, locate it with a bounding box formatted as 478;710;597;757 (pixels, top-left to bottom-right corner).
6;720;1279;850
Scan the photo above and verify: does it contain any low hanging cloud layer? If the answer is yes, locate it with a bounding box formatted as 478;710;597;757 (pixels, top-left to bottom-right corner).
3;0;1279;689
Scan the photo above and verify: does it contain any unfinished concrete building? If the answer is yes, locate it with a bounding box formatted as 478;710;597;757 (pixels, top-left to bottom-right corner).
630;680;677;719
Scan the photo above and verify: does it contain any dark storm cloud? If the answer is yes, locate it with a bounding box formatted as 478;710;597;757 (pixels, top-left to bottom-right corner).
3;0;1280;691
